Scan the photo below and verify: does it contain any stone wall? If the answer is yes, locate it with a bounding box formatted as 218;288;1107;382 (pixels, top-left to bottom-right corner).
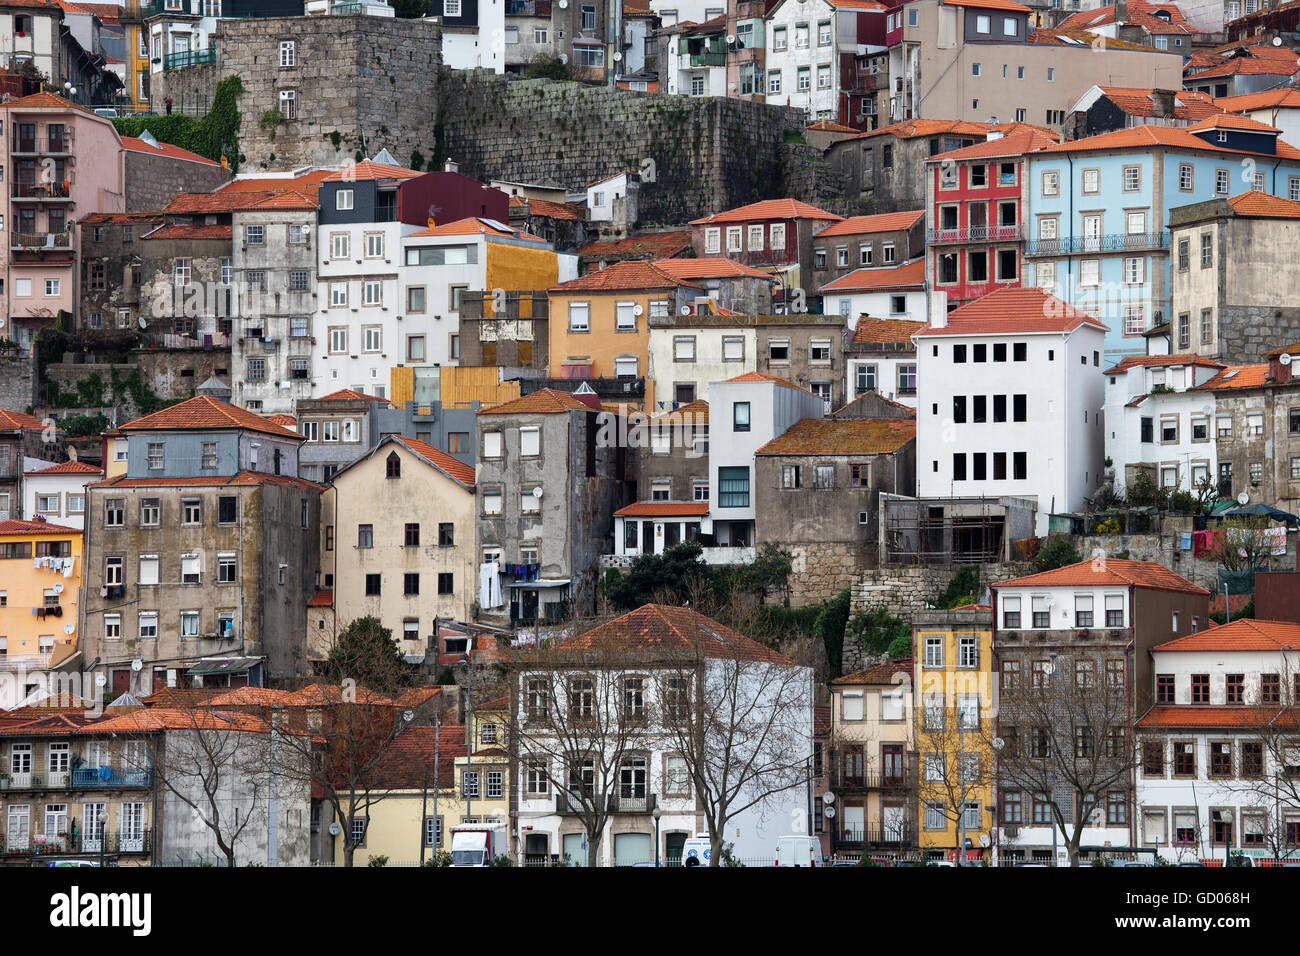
1076;531;1295;596
0;353;36;411
787;543;865;607
44;347;230;417
150;61;219;118
125;150;231;212
1217;305;1300;365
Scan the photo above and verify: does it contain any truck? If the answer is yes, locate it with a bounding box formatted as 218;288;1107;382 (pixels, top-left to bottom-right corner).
449;823;508;867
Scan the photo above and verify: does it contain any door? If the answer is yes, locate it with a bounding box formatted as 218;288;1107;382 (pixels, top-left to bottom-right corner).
120;803;145;852
882;744;904;787
665;832;687;867
112;669;131;697
1082;214;1101;251
842;746;864;787
7;805;29;851
173;32;190;54
561;832;587;867
82;803;105;852
524;832;548;866
882;803;906;843
613;832;652;867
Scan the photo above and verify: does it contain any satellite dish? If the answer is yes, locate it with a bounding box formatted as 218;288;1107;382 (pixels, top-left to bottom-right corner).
824;805;836;818
0;317;5;328
131;659;143;672
612;50;622;61
1274;35;1284;45
138;317;146;329
63;623;74;635
1237;491;1250;505
1201;404;1214;416
679;305;691;315
558;0;567;6
632;304;643;316
727;34;736;43
1281;352;1294;366
53;582;63;594
559;53;568;64
992;736;1006;750
532;486;543;498
979;834;991;848
403;709;415;723
328;822;341;836
95;674;107;687
823;792;836;805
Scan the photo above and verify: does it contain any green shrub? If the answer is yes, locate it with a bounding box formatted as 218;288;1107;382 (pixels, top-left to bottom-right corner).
886;634;912;660
1030;535;1081;573
367;855;389;867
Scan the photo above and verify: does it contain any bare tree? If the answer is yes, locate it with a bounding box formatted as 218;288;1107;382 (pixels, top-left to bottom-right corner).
996;650;1138;866
1207;517;1276;573
915;690;995;861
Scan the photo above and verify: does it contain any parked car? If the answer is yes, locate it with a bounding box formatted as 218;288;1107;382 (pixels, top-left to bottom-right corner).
774;834;821;867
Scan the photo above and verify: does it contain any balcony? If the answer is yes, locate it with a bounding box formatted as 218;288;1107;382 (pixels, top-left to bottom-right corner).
927;224;1022;243
164;47;216;70
0;828;152;856
143;0;193;18
0;773;40;790
830;765;917;792
555;792;658;814
11;182;72;200
71;766;152;788
689;52;727;67
1024;231;1170;256
10;134;74;155
834;824;917;846
0;654;53;671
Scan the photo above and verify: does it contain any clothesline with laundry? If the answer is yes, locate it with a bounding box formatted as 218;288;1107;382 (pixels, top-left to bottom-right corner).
33;556;76;577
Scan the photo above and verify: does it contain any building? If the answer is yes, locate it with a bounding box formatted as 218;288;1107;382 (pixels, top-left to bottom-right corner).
0;92;126;350
688;198;843;306
913;606;995;863
1;407;65;521
826;658;917;858
0;1;65;82
651;257;777;315
705;371;826;548
326;435;476;663
575;230;692;271
646;312;847;412
1169;191;1300;364
22;458;101;530
81;395;322;694
926;129;1059;306
1057;1;1212;54
915;287;1107;536
585;171;639;239
475;388;630;625
818;258;928;330
432;0;506;73
0;517;83;709
502;0;554;75
843;316;922;409
1063;86;1225;141
1135;619;1300;863
809;209;925;293
121;133;229;212
511;603;813;865
991;558;1211;864
1184;43;1300;99
1215;87;1300;148
754;416;916;598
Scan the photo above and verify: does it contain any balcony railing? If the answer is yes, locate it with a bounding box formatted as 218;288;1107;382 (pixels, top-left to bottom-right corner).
165;47;217;70
830;766;917;792
11;182;72;199
1024;231;1170;256
70;766;152;788
834;825;916;845
143;0;194;18
690;52;726;66
10;134;74;154
10;231;74;251
555;792;658;814
0;773;39;790
0;653;54;671
1;828;152;856
927;224;1022;243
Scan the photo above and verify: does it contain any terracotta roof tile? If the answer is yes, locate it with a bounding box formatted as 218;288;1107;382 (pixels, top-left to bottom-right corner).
651;256;775;280
943;0;1030;11
615;501;710;517
1154;618;1300;652
915;286;1110;336
120;136;222;167
813;209;925;237
205;686;295;707
806;120;860;132
140;687;224;708
723;371;817;395
265;413;297;428
1041;123;1300;160
1136;704;1300;729
322;161;422;182
218;169;334;193
143;223;233;241
121;395;303;438
164;188;318;214
393;435;476;488
1216;88;1300;112
1187;113;1280;133
362;724;467;790
82;707;275;734
0;408;46;431
549;259;702;293
1190;53;1300;80
849;317;925;347
562;604;793;663
1196;363;1272;390
280;683;395;706
931;129;1060;161
477;388;596;415
690;198;842;225
308;589;333;608
80;212;166;224
826;0;887;8
315;388;389;403
1224;190;1300;218
1095;88;1223;122
832;658;913;684
756;417;915;455
814;703;832;735
514;196;587;221
93;470;324;491
408;217;548;243
0;518;82;536
819;259;926;293
0;91;99;116
576;230;693;258
992;557;1209;595
23;459;101;476
1103;353;1226;374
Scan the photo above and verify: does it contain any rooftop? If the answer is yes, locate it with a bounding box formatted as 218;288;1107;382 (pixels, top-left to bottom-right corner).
23;459;102;476
1154;618;1300;652
992;557;1209;596
848;316;925;347
0;408;46;432
832;658;913;685
120;136;222;167
916;286;1109;336
575;230;693;258
651;257;775;281
477;388;596;416
1102;353;1226;374
813;209;925;237
121;395;303;439
321;160;422;182
0;518;82;536
818;259;926;293
549;259;702;293
756;418;916;455
690;198;842;225
1195;363;1272;390
560;604;793;664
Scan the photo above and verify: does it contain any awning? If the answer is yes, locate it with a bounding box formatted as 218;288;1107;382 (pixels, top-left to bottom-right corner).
187;656;262;676
508;578;571;589
560;363;592;379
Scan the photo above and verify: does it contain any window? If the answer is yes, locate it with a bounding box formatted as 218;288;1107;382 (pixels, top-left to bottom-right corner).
180;554;200;585
218;552;236;584
181;498;201;525
1191;674;1209;704
722;337;744;362
278;89;297;120
1201;233;1212;268
718;467;749;508
568;301;590;332
733;402;750;433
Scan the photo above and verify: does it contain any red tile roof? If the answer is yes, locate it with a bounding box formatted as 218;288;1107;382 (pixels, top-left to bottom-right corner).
143;223;233;241
1186;113;1280;134
120;136;222;167
849;317;925;347
1196;363;1272;390
915;286;1110;336
819;259;926;293
1155;618;1300;652
549;259;702;293
0;518;81;536
814;703;832;736
80;212;166;225
1095;87;1223;122
164;188;319;213
322;161;422;182
308;589;333;608
756;417;915;455
806;120;860;133
93;470;324;491
813;209;925;237
1224;190;1300;218
832;658;913;685
931;129;1058;162
576;230;694;258
80;707;275;734
265;413;297;428
315;388;389;403
1061;1;1202;34
723;371;816;395
651;257;775;280
826;0;887;8
23;459;101;476
0;91;99;116
1103;353;1226;375
0;408;46;431
392;435;475;488
140;687;225;708
1136;705;1300;729
512;196;587;221
1190;53;1300;80
690;198;842;225
362;724;468;790
218;169;335;193
844;118;996;144
477;388;596;415
615;501;710;517
1216;88;1300;112
561;604;793;663
992;557;1209;595
205;686;295;707
1040;123;1300;160
121;395;303;438
943;0;1030;10
408;217;548;243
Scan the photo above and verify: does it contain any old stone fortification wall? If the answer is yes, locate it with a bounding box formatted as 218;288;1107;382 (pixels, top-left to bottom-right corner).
0;353;35;411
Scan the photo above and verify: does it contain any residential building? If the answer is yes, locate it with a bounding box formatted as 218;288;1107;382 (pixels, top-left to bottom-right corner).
585;171;639;238
1024;117;1300;361
82;395;322;694
663;15;728;99
575;230;692;271
754;416;916;594
144;0;221;84
475;388;630;625
1057;1;1212;54
1135;619;1300;864
0;92;126;350
827;658;917;858
1;408;65;521
503;0;555;75
688;198;843;307
991;559;1210;863
1102;353;1226;496
0;1;65;82
646;312;846;411
511;603;813;865
326;435;477;663
808;209;925;292
1063;86;1225;141
121;133;229;212
0;517;82;709
706;371;825;547
926;129;1059;306
915;287;1107;536
913;606;995;863
551;0;613;82
1184;43;1300;99
651;257;777;315
843;316;922;409
818;258;927;328
509;194;591;252
78;211;163;336
22;458;101;530
433;0;507;73
1195;346;1300;513
1169;191;1300;364
1185;0;1281;33
1215;87;1300;147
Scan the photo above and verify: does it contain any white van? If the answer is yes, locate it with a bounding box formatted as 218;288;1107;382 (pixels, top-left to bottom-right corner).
774;835;821;867
681;836;713;867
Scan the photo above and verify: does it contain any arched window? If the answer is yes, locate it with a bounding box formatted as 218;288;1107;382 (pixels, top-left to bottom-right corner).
386;451;401;478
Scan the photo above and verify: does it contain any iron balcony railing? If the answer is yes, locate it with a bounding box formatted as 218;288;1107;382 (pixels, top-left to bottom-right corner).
70;766;153;788
10;231;74;250
11;182;71;199
164;47;217;70
2;828;152;856
555;792;658;814
830;763;917;792
690;52;727;66
10;134;74;154
834;825;917;845
927;224;1022;243
1024;231;1170;256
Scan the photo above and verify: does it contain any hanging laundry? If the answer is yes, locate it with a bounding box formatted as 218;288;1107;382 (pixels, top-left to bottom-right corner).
62;558;74;578
1179;532;1192;551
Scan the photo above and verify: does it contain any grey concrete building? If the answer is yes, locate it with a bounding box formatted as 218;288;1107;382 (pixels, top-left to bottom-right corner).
0;407;64;521
82;395;322;693
122;134;230;212
808;209;926;292
637;398;709;507
475;388;631;625
826;120;990;212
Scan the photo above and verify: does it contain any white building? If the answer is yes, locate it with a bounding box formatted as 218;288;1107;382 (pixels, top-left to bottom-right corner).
437;0;507;74
586;172;638;230
817;259;928;326
1136;619;1300;864
663;18;728;98
916;286;1107;536
706;371;824;547
765;0;887;122
22;459;102;531
1102;354;1226;497
513;603;814;866
843;316;922;410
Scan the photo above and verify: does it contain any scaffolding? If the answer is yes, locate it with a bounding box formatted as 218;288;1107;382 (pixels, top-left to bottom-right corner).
880;494;1038;566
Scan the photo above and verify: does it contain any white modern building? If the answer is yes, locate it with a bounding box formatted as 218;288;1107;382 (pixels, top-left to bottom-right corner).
1102;353;1226;497
818;259;928;326
843;316;922;410
1136;619;1300;864
765;0;887;121
916;286;1107;536
706;371;824;547
22;459;102;531
437;0;507;74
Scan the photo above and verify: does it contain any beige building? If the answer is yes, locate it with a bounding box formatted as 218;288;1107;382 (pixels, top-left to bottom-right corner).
326;435;477;663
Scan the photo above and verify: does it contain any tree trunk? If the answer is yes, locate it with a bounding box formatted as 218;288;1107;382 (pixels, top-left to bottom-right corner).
709;834;723;867
586;830;600;868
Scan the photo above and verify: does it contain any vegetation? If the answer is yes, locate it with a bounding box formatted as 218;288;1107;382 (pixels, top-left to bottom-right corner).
392;0;430;15
813;589;852;671
526;53;570;81
843;605;909;661
258;107;285;142
113;74;244;171
58;413;110;438
325;616;413;694
886;633;913;660
600;541;795;612
1209;599;1255;626
933;565;981;609
1030;535;1082;573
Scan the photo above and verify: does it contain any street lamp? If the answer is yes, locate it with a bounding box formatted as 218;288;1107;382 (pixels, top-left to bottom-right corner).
458;657;472;822
652;806;662;867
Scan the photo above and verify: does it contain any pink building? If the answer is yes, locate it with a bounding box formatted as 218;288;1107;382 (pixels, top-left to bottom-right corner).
1;92;124;350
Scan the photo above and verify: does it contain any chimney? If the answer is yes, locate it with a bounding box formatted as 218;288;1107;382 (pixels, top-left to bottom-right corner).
1152;89;1175;119
929;290;949;329
1268;350;1295;384
444;159;460;174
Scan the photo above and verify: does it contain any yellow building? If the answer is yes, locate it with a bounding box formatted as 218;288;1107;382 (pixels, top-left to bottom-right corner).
0;518;82;709
547;260;704;411
912;606;995;863
827;659;917;859
121;1;151;111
